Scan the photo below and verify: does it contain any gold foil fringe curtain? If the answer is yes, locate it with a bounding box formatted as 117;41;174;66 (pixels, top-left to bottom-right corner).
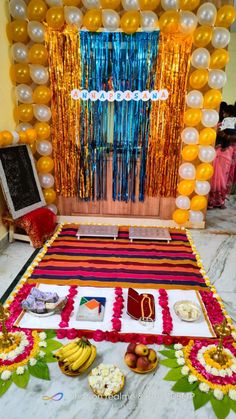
146;33;193;198
45;27;81;197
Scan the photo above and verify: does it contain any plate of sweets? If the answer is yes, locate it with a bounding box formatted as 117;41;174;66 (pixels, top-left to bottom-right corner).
174;300;201;322
21;288;67;317
88;364;125;398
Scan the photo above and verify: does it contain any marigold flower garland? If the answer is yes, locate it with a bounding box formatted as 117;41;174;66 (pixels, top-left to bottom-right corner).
158;289;173;335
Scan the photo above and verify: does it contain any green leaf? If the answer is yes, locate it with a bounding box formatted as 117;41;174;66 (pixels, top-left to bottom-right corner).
45;339;63;353
159;350;176;359
230;399;236;414
45;330;56;339
164;344;175;350
193;387;211;410
28;360;50;381
12;369;30;389
211;395;230;419
41;352;57;363
164;367;183;381
0;378;12;397
172;376;198;392
159;358;179;368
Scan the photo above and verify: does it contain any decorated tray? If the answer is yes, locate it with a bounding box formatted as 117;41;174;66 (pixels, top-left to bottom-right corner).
126;358;158;374
174;300;201;322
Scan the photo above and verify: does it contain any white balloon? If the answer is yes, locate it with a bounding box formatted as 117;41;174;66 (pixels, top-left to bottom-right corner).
179;11;197;34
82;0;100;8
201;109;219;128
47;203;58;215
11;131;20;145
15;84;33;103
27;21;45;43
208;70;227;89
11;43;28;63
179;163;196;180
161;0;178;10
102;9;120;31
9;0;27;20
181;127;199;144
140;11;158;32
16;122;32;132
33;104;52;122
212;28;230;49
45;0;62;5
36;140;53;156
30;65;49;85
191;48;210;69
39;173;55;188
197;2;217;26
186;90;203;108
198;145;216;163
176;195;190;210
194;180;211;195
122;0;139;10
65;6;83;27
189;210;204;223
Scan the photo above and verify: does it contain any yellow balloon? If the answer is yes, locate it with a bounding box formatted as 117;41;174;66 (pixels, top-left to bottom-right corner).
19;131;28;144
29;142;37;154
46;7;64;30
184;109;202;127
63;0;80;5
215;5;236;28
43;188;57;204
10;63;31;84
35;122;51;140
193;26;212;48
210;49;229;70
179;0;200;11
15;104;34;122
189;69;208;89
159;11;179;33
37;156;54;173
33;86;51;104
199;128;216;146
28;44;48;65
120;11;140;34
172;209;189;224
139;0;160;10
7;21;28;43
100;0;120;9
190;195;207;211
177;180;195;196
203;89;222;110
181;145;199;162
26;128;37;144
27;0;47;21
196;163;214;181
0;131;13;147
83;9;102;32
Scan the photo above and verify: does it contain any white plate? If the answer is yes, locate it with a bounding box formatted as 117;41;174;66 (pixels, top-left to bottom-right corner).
174;300;201;322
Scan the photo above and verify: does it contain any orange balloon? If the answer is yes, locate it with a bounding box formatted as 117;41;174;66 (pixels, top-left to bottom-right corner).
28;44;48;65
46;7;64;30
196;163;214;181
15;104;34;122
190;195;207;211
10;63;31;84
139;0;160;10
83;9;102;32
172;209;189;224
182;145;199;162
43;188;57;204
18;131;28;144
193;26;212;48
210;49;229;70
215;5;236;28
37;156;54;173
27;0;47;21
179;0;200;11
33;86;51;104
120;11;140;34
184;109;202;127
203;89;222;109
177;180;195;196
199;128;216;146
63;0;80;5
189;69;208;90
0;131;13;146
26;128;37;144
159;11;179;33
29;142;37;154
100;0;120;9
7;20;28;43
35;122;51;140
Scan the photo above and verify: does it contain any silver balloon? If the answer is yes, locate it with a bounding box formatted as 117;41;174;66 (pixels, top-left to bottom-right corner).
121;0;139;10
161;0;178;10
179;163;196;180
11;42;28;63
186;90;203;108
16;122;32;131
175;195;190;210
179;11;197;34
65;6;83;27
27;21;45;43
191;48;210;69
9;0;27;20
39;172;55;188
15;84;33;104
141;11;158;32
33;104;52;122
208;70;227;89
212;28;230;49
189;210;204;223
11;131;20;145
102;9;120;31
47;203;58;215
36;140;53;156
30;65;49;85
201;109;219;128
45;0;62;5
181;127;199;144
82;0;100;8
194;180;211;196
197;2;217;27
198;145;216;163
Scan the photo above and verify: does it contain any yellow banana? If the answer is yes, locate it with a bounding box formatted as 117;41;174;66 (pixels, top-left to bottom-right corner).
64;345;84;365
60;345;81;362
78;345;97;373
54;339;81;360
70;345;92;371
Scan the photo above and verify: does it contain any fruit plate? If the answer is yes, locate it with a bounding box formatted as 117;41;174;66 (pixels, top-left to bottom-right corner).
58;361;83;377
126;358;158;374
174;300;201;322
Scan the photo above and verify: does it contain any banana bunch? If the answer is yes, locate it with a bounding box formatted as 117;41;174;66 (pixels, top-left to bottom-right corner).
55;337;96;373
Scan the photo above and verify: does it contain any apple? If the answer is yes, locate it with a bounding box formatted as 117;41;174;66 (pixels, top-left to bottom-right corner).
124;352;138;368
136;356;150;372
148;348;157;363
135;344;149;356
127;343;136;354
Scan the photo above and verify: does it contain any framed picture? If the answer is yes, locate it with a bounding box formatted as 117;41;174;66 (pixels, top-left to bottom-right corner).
0;144;45;219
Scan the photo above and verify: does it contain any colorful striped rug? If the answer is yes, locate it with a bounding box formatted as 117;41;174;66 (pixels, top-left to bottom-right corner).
28;224;208;290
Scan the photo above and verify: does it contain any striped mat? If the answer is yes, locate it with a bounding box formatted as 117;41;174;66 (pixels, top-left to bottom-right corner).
28;224;208;290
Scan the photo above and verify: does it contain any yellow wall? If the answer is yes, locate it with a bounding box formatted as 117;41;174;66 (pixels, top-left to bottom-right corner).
222;32;236;105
